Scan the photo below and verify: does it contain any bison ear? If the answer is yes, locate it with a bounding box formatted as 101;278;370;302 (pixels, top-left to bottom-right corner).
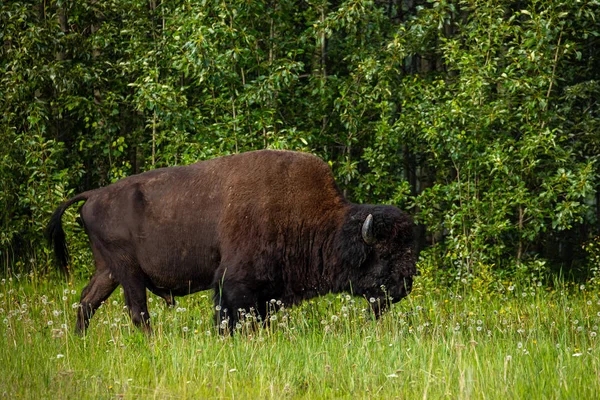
361;214;375;245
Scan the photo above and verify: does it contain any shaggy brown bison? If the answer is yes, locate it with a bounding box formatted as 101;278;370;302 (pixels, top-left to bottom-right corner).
47;150;416;333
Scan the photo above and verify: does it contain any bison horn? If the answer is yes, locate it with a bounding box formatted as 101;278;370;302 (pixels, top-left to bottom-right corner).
361;214;375;245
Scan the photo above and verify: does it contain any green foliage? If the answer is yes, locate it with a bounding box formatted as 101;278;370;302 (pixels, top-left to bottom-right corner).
585;236;600;288
1;0;598;282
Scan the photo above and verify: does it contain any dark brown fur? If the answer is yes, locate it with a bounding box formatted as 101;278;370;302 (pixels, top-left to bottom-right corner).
47;150;416;333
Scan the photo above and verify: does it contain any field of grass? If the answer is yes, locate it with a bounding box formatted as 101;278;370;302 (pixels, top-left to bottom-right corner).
1;273;599;399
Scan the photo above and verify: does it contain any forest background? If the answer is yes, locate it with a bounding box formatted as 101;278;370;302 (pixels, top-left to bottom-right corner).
1;0;599;288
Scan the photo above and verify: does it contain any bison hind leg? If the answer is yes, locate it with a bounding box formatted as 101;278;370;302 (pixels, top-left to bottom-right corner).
100;248;152;334
76;268;118;335
120;278;151;334
147;285;176;308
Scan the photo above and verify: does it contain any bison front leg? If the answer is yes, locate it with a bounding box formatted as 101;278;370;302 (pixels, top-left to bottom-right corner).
214;279;258;334
364;294;393;320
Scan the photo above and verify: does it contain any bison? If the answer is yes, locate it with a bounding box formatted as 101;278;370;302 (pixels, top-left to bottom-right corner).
47;150;416;334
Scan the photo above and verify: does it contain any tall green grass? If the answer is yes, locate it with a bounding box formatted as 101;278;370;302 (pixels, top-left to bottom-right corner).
1;274;599;399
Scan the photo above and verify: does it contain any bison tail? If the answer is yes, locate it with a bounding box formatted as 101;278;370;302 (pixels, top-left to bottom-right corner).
46;192;90;277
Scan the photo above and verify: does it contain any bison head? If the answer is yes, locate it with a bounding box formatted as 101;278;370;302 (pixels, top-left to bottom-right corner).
341;205;417;316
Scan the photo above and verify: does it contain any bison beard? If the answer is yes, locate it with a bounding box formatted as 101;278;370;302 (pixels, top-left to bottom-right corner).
46;150;417;334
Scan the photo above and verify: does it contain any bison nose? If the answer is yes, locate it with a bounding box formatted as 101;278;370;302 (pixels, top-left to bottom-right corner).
395;277;413;300
404;276;413;293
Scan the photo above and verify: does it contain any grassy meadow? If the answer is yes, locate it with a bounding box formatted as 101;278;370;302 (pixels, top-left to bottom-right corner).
1;273;599;399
